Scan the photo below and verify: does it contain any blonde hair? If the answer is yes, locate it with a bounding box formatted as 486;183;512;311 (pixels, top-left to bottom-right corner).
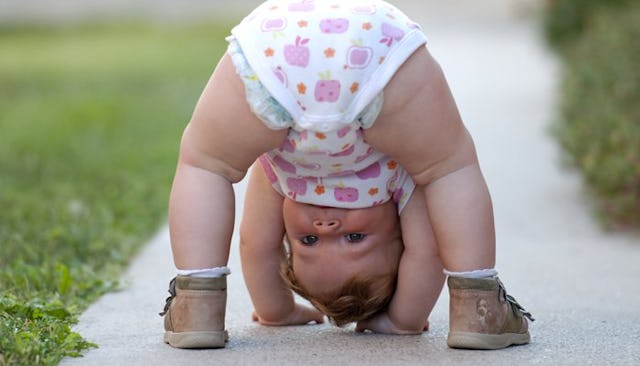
279;239;397;326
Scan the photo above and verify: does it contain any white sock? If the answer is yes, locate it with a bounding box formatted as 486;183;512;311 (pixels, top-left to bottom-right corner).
443;268;498;279
177;266;231;278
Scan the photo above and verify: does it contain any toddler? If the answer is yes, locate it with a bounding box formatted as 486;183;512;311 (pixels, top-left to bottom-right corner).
242;155;443;331
160;0;533;350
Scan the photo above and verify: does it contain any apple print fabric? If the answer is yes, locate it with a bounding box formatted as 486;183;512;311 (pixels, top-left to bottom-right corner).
228;0;423;210
257;124;414;211
229;0;427;132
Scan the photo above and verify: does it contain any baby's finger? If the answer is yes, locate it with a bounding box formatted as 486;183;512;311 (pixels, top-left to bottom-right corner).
296;307;325;325
308;316;325;324
310;310;325;324
355;321;369;333
251;311;260;322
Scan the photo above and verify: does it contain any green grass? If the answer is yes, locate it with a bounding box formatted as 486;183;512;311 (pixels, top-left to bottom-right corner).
0;21;230;365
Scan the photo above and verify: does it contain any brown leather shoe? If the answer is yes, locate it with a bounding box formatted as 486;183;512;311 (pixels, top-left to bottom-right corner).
447;276;534;349
160;275;228;348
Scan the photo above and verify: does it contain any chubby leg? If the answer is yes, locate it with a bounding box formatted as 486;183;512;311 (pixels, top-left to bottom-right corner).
163;53;288;348
363;46;532;348
169;53;288;270
421;164;495;271
364;46;494;274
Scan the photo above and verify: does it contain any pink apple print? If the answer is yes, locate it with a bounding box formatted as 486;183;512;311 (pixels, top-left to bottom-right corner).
307;150;327;156
319;18;349;34
261;17;287;32
337;126;351;138
258;156;278;184
356;162;381;180
287;177;308;198
347;40;373;69
289;0;315;11
329;144;355;157
280;139;295;153
273;155;297;174
296;161;321;170
315;80;340;102
393;187;405;203
284;36;310;67
273;66;288;87
355;147;375;163
380;23;405;46
328;170;356;178
315;70;340;103
352;4;377;15
334;187;359;202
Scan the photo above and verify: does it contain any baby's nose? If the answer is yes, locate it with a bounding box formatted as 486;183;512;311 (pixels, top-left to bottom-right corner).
313;219;340;232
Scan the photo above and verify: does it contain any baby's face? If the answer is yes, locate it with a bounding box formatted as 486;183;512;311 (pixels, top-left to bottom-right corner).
283;198;403;297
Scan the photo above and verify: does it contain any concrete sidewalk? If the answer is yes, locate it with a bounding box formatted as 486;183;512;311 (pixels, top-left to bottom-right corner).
59;1;640;365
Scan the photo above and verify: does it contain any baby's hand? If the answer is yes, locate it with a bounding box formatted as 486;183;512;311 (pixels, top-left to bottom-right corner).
252;303;325;327
355;312;428;335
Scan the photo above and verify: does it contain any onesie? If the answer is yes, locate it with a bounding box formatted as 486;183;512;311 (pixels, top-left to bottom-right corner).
228;0;427;211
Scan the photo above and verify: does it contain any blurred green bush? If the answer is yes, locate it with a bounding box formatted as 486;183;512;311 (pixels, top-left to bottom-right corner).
545;1;640;229
543;0;632;50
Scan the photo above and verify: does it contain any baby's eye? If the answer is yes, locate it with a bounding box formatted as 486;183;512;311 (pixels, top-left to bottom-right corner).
300;235;319;245
345;233;366;243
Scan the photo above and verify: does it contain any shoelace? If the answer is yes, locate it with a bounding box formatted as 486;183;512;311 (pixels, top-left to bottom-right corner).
159;277;176;317
497;278;535;322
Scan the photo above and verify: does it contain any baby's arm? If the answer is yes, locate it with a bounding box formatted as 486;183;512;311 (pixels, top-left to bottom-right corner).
169;54;288;274
239;164;324;326
356;188;445;334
